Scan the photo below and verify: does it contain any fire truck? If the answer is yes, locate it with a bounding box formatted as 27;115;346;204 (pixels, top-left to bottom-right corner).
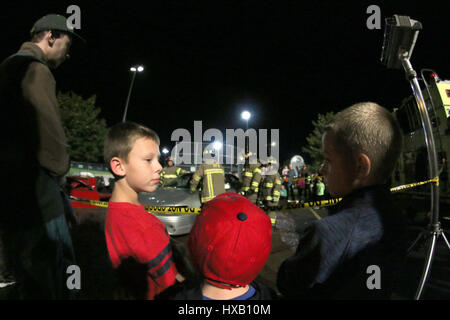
392;71;450;197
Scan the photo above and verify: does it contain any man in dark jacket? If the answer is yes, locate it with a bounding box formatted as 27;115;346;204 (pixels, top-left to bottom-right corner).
0;14;83;299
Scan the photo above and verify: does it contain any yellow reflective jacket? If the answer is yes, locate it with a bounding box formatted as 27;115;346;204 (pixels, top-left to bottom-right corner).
240;163;262;193
261;172;282;204
160;166;188;187
190;163;225;203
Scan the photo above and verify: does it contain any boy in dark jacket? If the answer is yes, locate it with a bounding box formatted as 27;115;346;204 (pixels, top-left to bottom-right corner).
277;102;408;299
174;192;277;300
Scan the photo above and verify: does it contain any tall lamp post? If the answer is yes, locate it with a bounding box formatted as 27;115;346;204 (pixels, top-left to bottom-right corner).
122;65;144;122
241;110;251;154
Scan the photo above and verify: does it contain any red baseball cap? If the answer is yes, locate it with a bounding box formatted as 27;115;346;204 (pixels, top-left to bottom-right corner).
188;192;272;289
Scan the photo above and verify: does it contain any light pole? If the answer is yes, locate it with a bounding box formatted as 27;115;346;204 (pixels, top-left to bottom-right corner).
241;110;251;130
161;147;170;164
241;110;251;154
122;65;144;122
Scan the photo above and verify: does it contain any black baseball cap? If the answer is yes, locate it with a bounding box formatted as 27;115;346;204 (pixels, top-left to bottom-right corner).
30;14;85;43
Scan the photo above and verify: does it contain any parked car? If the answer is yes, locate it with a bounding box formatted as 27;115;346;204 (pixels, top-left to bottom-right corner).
68;176;112;208
138;172;241;236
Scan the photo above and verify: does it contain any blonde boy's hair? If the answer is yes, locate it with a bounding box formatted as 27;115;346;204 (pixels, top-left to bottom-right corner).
325;102;403;183
104;122;160;175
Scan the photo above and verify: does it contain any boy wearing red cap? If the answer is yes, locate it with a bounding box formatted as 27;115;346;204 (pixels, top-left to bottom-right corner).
103;122;184;299
174;192;277;300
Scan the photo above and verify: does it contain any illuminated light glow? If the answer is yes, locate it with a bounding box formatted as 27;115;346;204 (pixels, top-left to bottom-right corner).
241;111;251;120
213;141;222;150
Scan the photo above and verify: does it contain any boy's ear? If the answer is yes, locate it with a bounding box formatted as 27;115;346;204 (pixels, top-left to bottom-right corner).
356;153;371;180
110;157;126;177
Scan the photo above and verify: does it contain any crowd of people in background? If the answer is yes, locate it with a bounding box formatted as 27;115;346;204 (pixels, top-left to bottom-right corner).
280;164;328;205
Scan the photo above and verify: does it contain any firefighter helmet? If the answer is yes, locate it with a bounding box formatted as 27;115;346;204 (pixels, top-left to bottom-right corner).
165;156;174;165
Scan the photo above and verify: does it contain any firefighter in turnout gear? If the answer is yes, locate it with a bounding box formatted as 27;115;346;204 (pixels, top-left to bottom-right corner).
239;152;262;204
190;149;225;203
160;157;188;187
261;158;282;208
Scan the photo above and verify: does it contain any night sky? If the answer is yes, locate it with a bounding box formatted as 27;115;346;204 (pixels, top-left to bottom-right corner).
2;1;449;164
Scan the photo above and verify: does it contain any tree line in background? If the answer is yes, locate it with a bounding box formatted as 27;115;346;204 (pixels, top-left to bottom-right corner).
58;91;334;168
301;112;334;172
58;91;107;163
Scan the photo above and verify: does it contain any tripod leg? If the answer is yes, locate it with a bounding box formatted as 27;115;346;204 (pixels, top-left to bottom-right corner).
415;233;437;300
441;232;450;251
408;231;424;254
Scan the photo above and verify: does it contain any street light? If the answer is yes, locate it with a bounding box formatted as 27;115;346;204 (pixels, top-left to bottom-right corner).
162;147;169;155
241;110;251;154
122;65;144;122
241;110;251;129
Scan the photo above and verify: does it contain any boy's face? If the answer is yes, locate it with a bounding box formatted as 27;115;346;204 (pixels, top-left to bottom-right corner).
320;132;357;197
123;137;162;193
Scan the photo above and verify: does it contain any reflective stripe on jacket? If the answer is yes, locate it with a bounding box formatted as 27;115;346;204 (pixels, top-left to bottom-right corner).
190;163;225;203
261;172;282;203
160;166;187;186
240;163;262;193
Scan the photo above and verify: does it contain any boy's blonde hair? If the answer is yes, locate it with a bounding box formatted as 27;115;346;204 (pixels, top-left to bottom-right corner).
325;102;403;183
104;122;160;176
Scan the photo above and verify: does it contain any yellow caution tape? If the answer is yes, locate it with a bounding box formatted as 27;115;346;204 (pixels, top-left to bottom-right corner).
80;199;108;208
70;197;201;214
70;197;277;225
70;176;440;216
389;177;439;192
68;198;231;215
70;198;108;207
145;206;202;214
265;176;440;211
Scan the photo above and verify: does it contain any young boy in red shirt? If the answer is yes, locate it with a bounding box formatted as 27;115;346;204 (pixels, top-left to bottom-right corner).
103;122;184;299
